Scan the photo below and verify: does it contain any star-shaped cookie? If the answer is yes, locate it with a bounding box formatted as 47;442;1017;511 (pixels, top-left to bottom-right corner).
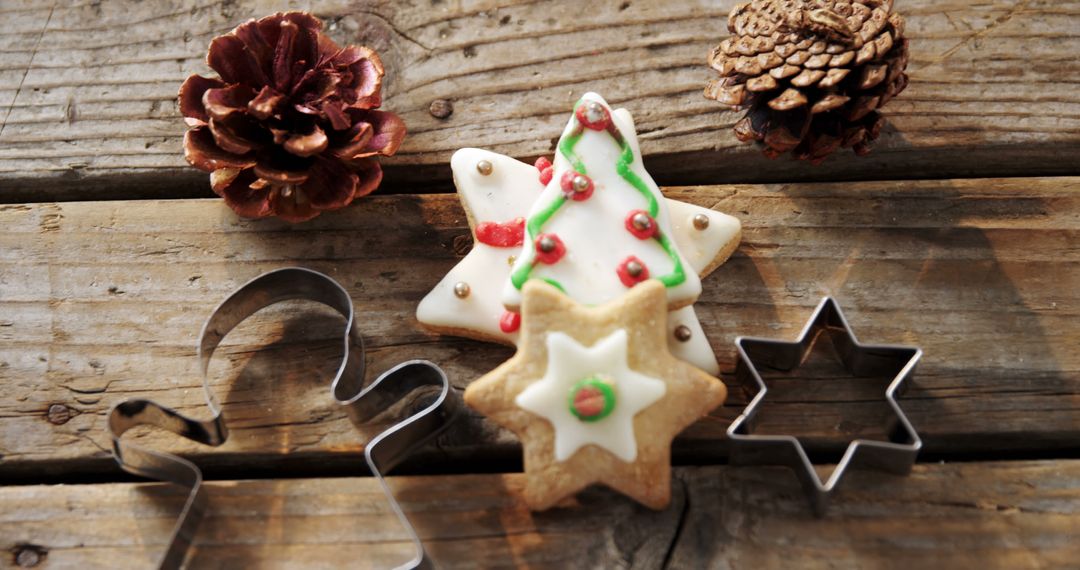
464;279;727;510
416;114;742;374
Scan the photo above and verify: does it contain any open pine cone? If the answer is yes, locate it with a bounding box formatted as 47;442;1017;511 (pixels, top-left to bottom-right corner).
180;12;405;222
705;0;909;163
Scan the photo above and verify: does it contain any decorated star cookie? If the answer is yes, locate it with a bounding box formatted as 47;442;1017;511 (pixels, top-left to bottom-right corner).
416;94;741;373
465;279;727;510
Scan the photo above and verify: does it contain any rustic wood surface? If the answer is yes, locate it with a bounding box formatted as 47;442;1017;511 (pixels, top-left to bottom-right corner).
1;0;1079;201
3;461;1078;569
1;178;1076;480
3;0;1080;567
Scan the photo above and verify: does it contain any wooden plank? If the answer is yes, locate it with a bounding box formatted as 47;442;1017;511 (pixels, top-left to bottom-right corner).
1;0;1079;200
2;460;1078;568
0;469;686;569
0;178;1077;478
670;460;1080;568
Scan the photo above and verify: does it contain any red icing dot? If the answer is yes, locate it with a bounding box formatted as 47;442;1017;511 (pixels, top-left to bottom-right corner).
572;387;606;418
534;233;566;264
499;310;521;333
475;218;525;247
560;170;594;201
575;101;612;131
535;156;554;186
624;209;657;240
616;255;650;287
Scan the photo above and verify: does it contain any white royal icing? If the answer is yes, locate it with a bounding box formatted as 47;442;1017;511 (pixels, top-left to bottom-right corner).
501;92;701;309
416;149;540;341
515;329;666;462
415;101;742;374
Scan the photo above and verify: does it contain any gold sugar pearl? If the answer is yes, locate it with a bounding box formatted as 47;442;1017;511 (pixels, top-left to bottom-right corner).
693;214;710;230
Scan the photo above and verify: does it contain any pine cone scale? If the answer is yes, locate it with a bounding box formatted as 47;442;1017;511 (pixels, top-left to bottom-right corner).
207;121;252;155
248;86;284;120
217;169;273;218
179;75;225;124
771;64;800;79
207;34;267;87
202;85;255;122
253;162;309;185
284;126;328;157
184;128;255;173
301;157;357;209
830;51;854;67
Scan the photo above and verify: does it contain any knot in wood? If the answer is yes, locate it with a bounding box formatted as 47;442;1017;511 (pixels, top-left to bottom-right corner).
429;99;454;119
14;544;47;567
46;404;72;425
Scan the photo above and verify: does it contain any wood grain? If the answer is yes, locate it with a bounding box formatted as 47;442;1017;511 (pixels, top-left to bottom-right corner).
0;178;1076;479
1;0;1079;201
2;461;1078;568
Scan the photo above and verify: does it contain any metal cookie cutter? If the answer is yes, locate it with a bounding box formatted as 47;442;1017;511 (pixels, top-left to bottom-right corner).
726;296;922;516
108;267;459;569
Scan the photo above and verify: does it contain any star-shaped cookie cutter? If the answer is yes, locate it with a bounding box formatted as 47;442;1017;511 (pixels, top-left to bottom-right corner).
726;296;922;516
108;268;459;569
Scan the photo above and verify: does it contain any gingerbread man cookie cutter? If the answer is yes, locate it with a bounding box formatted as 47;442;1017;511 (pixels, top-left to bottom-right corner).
108;267;459;569
726;296;922;516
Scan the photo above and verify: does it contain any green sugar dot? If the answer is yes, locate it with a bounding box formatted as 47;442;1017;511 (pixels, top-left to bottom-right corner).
568;376;617;422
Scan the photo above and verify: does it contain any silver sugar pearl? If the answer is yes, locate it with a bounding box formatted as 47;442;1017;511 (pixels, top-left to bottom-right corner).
693;213;710;230
538;236;557;253
631;212;651;231
674;325;692;342
476;160;494;176
453;281;471;299
626;260;643;277
584;101;605;123
572;175;590;192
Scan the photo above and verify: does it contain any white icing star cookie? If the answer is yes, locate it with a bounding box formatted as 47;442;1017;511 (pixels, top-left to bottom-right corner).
416;131;741;373
516;329;666;462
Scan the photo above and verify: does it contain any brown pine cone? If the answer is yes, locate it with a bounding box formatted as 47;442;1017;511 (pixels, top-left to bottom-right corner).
705;0;909;163
179;12;405;222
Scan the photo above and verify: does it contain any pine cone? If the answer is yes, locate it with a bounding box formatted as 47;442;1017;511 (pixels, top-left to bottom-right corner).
179;12;405;222
705;0;909;163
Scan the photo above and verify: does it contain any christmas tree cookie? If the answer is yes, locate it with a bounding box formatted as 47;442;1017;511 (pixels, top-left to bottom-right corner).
465;279;727;510
416;94;741;373
503;93;704;310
